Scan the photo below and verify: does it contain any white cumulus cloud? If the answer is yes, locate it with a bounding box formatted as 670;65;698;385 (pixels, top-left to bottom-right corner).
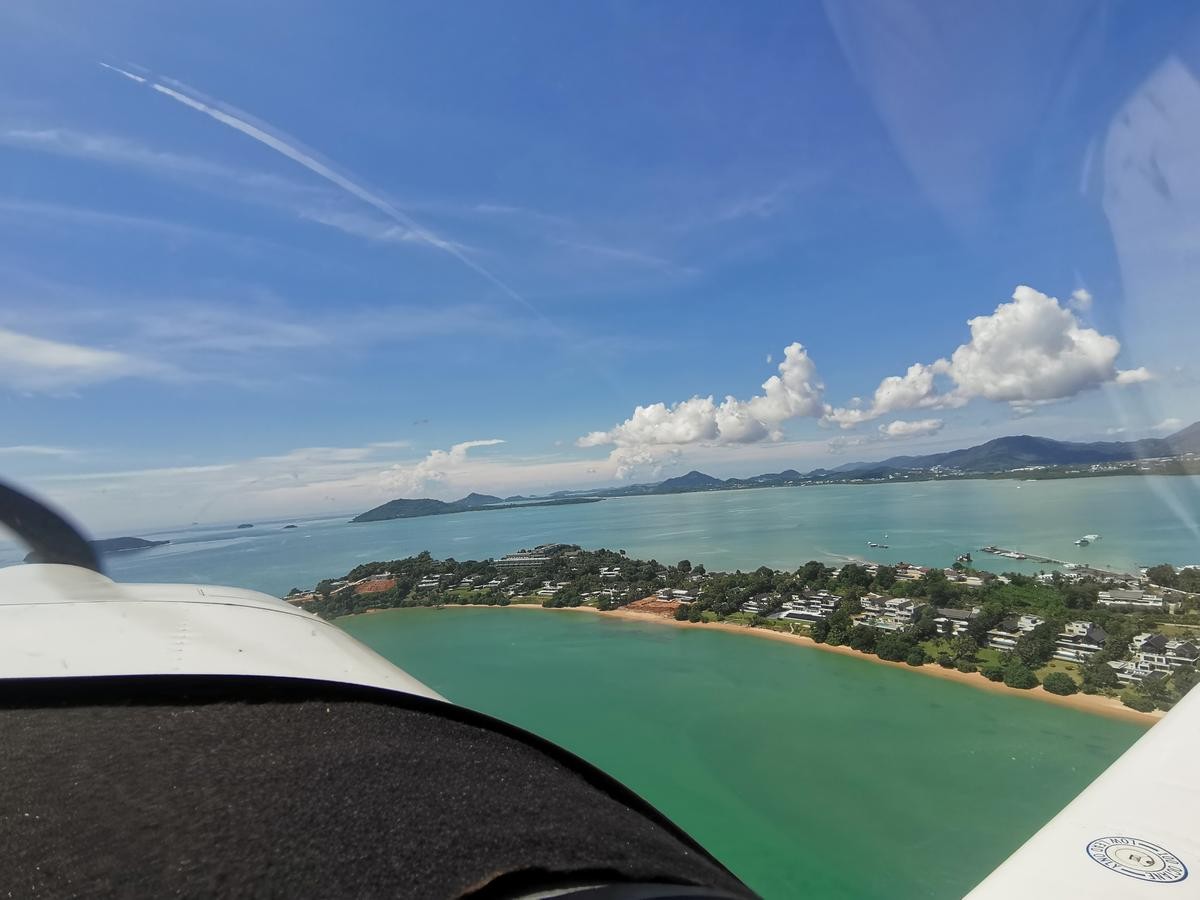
879;418;944;439
825;286;1149;427
580;342;825;450
380;439;505;496
1069;288;1093;311
1115;367;1153;384
610;446;682;481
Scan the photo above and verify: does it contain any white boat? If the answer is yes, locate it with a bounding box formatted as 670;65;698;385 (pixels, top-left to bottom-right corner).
1075;538;1090;546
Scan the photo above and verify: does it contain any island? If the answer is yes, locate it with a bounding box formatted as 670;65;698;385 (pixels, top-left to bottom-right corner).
24;535;169;563
236;523;254;529
283;524;298;529
351;494;602;524
290;544;1200;720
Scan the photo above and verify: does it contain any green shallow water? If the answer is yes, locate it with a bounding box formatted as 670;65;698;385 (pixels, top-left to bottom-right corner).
341;607;1147;899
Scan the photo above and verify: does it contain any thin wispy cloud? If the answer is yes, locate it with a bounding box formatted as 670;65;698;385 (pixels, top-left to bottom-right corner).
0;126;403;250
0;326;172;392
0;197;274;250
554;238;695;275
0;444;79;458
106;68;543;318
0;126;262;184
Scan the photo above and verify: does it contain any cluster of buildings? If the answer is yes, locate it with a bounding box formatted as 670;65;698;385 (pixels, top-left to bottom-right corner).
1108;634;1200;684
496;543;580;568
748;586;1198;688
983;615;1110;663
654;588;696;603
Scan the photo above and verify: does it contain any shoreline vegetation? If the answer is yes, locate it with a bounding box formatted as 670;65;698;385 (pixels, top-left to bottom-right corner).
360;602;1161;725
296;546;1199;726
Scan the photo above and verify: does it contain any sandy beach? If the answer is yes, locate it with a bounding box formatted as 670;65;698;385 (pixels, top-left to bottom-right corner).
382;602;1162;726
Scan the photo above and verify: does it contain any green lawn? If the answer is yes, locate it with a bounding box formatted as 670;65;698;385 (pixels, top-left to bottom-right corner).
1035;659;1081;683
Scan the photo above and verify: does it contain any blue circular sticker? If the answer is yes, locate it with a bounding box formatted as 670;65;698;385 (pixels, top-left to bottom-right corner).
1086;837;1187;883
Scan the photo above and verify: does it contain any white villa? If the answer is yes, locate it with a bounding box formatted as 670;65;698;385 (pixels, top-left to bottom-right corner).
1052;621;1108;662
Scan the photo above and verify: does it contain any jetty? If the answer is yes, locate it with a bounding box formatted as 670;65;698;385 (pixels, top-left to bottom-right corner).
980;546;1067;566
979;546;1135;580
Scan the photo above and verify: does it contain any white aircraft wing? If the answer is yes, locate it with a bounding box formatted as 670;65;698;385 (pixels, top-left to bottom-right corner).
967;685;1198;897
0;563;442;700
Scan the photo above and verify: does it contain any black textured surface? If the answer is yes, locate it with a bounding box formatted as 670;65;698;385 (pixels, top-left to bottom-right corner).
0;677;752;899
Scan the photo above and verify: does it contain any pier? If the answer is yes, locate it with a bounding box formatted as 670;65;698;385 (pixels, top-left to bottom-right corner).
980;546;1069;566
979;546;1135;580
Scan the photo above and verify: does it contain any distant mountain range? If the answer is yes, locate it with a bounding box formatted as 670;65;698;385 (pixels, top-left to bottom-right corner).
823;421;1200;479
353;421;1200;520
351;493;600;523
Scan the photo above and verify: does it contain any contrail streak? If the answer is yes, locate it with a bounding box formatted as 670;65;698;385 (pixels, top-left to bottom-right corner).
99;62;146;84
103;64;539;316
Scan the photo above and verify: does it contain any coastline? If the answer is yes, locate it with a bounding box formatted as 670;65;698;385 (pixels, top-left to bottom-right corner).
357;603;1162;726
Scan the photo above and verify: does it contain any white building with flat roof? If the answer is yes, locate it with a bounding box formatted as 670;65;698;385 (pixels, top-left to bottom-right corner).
1098;589;1162;609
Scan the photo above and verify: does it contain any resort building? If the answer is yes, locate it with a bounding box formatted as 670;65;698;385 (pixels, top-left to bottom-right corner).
496;554;553;569
1052;621;1108;662
933;607;977;636
985;614;1045;651
1129;634;1200;674
775;591;839;622
859;594;886;616
864;597;917;632
656;588;696;602
1097;589;1163;609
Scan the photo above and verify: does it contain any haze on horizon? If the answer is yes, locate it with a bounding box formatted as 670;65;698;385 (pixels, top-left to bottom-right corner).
1;1;1199;532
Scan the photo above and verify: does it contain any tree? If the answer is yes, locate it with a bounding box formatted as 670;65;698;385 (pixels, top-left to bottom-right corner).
826;607;853;646
1145;564;1178;588
1042;672;1079;696
1015;621;1060;668
674;604;690;621
1003;663;1039;690
688;605;703;623
906;646;929;667
955;659;977;674
1120;690;1155;713
848;624;877;653
874;566;896;590
798;560;829;586
981;664;1005;682
810;619;830;643
936;653;955;669
1173;666;1199;698
908;604;939;641
951;634;978;661
1141;676;1172;708
837;563;873;590
876;633;914;662
677;559;692;574
1081;660;1119;693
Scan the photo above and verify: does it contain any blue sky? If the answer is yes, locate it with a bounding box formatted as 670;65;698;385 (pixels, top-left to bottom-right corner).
1;1;1199;531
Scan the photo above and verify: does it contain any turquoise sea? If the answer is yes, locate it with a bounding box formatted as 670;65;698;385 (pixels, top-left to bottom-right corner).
5;475;1196;598
342;607;1146;898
